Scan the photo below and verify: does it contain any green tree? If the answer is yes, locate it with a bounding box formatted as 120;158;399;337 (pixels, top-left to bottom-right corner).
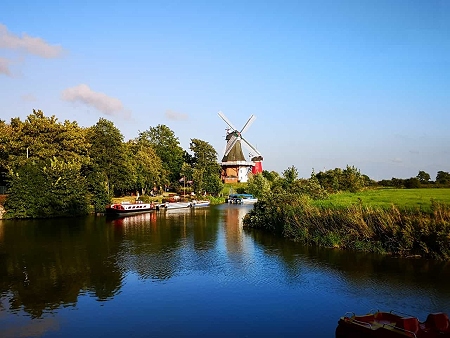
138;125;184;184
342;165;365;192
417;171;431;183
86;118;132;195
1;111;95;216
189;138;223;195
126;140;164;195
316;168;342;192
281;165;298;190
5;158;89;218
179;162;194;195
247;173;271;198
262;170;279;184
436;171;450;185
405;177;420;189
0;110;89;170
303;171;328;199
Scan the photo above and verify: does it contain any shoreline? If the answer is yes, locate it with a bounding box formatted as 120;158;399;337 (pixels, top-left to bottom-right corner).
243;197;450;260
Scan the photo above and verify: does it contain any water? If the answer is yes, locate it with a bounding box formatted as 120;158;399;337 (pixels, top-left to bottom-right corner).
1;204;450;337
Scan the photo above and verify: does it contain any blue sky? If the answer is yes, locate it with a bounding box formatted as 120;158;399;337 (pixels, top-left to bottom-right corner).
1;0;449;180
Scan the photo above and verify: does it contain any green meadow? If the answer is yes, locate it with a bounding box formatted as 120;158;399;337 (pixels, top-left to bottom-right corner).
313;188;450;212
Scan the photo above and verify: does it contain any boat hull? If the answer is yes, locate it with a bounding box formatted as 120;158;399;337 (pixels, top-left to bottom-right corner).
105;202;158;217
336;310;450;338
191;200;210;207
160;202;192;210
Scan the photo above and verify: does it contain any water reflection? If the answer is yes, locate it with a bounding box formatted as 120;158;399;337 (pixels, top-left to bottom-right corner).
245;227;450;317
0;217;123;318
1;205;450;337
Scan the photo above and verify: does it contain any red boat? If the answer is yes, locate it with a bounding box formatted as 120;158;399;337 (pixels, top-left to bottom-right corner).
336;310;450;338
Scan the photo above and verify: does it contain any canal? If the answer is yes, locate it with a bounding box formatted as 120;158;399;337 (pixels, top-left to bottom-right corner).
1;204;450;337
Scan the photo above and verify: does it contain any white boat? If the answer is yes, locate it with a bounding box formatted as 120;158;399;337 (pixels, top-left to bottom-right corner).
226;194;258;205
191;200;210;207
160;202;192;210
105;201;159;217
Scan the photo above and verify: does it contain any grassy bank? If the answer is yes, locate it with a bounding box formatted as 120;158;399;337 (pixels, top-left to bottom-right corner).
243;191;450;260
312;188;450;212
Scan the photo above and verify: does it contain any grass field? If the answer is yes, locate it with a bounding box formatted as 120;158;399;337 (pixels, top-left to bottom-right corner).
313;188;450;211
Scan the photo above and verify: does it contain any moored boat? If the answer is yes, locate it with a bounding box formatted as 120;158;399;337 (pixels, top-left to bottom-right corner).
159;201;192;210
336;310;450;338
105;201;158;217
226;193;258;204
191;200;210;207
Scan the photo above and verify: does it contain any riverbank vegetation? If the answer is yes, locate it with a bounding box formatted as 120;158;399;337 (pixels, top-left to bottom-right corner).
243;166;450;260
0;110;223;218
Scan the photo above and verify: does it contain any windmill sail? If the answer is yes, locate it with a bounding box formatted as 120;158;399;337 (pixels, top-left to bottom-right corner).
222;137;246;162
218;111;263;182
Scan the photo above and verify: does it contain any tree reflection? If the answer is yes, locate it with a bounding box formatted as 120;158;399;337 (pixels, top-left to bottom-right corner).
245;226;450;304
0;217;123;317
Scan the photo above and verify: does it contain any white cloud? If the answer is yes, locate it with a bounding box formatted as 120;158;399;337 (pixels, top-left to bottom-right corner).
21;93;37;102
61;84;130;118
165;109;188;121
0;57;11;76
0;23;64;58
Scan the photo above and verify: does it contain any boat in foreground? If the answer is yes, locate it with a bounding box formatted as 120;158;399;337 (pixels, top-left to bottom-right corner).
226;194;258;205
105;201;158;217
336;310;450;338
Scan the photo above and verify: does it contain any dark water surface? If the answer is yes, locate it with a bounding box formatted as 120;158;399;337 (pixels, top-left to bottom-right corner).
1;204;450;337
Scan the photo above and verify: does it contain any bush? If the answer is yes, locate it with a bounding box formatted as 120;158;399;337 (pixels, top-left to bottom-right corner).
243;193;450;260
4;158;90;218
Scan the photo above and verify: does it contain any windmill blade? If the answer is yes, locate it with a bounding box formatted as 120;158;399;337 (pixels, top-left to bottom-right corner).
241;136;261;156
218;111;237;131
240;115;256;134
224;135;239;156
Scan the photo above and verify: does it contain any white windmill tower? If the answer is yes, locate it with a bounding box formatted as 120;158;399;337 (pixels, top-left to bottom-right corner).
218;111;263;183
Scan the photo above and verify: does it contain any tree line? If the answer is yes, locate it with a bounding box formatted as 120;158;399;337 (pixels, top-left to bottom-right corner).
378;170;450;189
0;110;223;218
246;165;373;199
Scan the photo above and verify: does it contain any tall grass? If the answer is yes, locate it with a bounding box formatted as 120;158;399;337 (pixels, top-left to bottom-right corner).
244;194;450;260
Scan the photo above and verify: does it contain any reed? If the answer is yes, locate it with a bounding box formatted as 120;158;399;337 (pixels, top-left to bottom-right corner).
243;195;450;260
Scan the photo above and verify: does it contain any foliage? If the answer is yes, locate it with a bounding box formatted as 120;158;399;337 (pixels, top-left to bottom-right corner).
180;162;194;182
417;170;431;183
86;118;132;195
281;165;298;188
4;158;89;218
379;171;450;188
83;167;111;213
262;170;279;183
244;193;450;260
316;165;369;193
301;171;329;199
436;171;450;185
126;139;164;195
405;177;420;189
0;110;89;170
189;138;223;195
246;173;271;198
138;124;184;183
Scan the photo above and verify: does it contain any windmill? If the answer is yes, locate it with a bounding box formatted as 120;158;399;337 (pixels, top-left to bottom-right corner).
218;111;263;183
